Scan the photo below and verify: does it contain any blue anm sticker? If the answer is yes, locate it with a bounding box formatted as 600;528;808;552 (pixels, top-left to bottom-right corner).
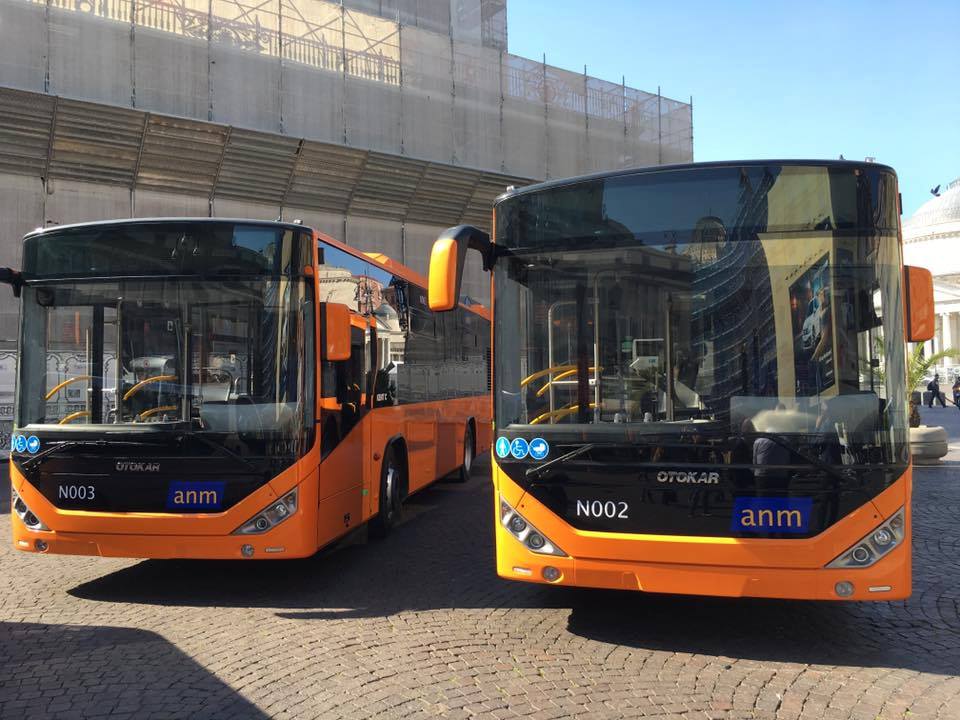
731;497;812;534
166;481;226;511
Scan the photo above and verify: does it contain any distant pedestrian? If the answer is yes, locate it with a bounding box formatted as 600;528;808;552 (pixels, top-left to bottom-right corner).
952;377;960;411
927;374;946;408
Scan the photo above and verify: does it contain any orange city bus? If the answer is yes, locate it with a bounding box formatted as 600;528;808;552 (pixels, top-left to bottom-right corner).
428;160;934;601
7;218;490;559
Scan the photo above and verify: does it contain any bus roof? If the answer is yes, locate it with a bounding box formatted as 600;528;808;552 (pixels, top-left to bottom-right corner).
23;217;490;319
22;217;309;240
495;159;898;204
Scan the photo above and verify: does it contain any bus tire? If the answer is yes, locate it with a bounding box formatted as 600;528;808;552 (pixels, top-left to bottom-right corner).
370;445;402;538
453;422;475;483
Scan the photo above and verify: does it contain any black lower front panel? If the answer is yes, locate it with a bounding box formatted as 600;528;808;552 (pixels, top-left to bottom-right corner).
499;459;902;540
13;440;276;514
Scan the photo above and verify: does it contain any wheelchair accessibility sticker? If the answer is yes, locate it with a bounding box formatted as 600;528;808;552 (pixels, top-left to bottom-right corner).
510;438;529;459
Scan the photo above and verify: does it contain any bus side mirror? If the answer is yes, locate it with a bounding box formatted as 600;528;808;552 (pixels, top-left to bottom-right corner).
904;265;934;342
0;267;23;298
428;225;494;312
321;303;351;361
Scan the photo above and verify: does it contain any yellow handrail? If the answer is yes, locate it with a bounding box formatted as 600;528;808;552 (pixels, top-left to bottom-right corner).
136;405;179;422
529;402;596;425
58;410;90;425
123;375;178;401
534;366;601;398
45;375;92;401
520;364;574;389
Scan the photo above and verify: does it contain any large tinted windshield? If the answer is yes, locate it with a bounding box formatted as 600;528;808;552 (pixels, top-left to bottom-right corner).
16;223;315;467
494;164;907;467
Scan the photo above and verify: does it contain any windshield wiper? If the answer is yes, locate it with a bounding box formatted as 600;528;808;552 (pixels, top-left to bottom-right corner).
525;443;597;480
182;432;261;475
745;431;856;486
19;439;160;471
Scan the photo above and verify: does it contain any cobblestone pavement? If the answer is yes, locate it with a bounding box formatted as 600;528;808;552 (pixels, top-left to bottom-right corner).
2;413;959;720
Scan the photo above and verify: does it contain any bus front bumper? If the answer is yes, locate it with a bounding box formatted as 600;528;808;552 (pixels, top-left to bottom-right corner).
11;513;317;560
496;538;911;601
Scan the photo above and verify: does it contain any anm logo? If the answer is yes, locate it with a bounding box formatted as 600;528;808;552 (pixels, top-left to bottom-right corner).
731;497;812;534
166;481;226;511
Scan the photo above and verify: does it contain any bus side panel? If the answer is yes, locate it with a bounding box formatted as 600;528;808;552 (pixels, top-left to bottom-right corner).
436;408;463;480
316;426;364;547
406;405;438;493
316;484;364;549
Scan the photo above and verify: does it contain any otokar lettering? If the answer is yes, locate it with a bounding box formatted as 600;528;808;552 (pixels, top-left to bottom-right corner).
656;470;719;484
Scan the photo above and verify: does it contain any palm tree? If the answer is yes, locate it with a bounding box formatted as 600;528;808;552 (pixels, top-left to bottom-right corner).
907;345;960;395
866;341;958;426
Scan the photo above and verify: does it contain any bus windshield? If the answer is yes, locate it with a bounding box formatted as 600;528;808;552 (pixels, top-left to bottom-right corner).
16;222;315;470
494;164;908;470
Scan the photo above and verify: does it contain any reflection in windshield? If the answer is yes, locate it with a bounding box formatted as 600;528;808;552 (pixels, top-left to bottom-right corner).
17;277;314;460
494;164;907;468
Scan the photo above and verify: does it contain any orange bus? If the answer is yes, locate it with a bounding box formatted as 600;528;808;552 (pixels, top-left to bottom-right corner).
429;160;934;600
7;218;490;559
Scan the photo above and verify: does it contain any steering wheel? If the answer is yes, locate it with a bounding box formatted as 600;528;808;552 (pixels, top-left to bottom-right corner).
123;374;178;401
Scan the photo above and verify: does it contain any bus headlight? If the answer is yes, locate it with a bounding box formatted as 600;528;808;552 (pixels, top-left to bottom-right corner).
826;507;905;569
11;486;50;532
233;489;298;535
499;498;566;557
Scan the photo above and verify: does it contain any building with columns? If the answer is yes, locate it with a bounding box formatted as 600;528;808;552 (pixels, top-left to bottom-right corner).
903;177;960;381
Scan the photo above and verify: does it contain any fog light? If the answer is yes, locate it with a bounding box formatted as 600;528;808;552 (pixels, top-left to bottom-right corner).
254;517;270;532
34;539;48;552
851;546;871;564
873;528;893;547
508;515;527;533
835;581;855;597
241;544;255;558
542;566;561;582
527;533;545;550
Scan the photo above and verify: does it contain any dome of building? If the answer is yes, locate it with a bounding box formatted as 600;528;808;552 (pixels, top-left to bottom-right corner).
902;176;960;371
905;178;960;232
903;177;960;279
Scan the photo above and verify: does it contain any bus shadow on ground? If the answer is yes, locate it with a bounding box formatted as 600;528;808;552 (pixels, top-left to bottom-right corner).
565;589;960;676
68;459;960;678
0;620;267;718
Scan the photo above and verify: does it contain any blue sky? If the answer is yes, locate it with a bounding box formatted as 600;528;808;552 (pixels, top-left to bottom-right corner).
507;0;959;217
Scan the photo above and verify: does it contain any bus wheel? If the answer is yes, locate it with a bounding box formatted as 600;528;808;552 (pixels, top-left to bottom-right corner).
454;423;474;483
370;446;402;538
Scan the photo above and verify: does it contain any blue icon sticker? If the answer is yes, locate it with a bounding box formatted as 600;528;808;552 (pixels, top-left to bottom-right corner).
510;437;529;459
25;436;40;454
495;437;511;458
529;437;549;460
13;435;27;453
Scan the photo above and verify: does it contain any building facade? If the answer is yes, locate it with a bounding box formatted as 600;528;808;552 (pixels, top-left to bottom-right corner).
903;178;960;381
0;0;692;448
